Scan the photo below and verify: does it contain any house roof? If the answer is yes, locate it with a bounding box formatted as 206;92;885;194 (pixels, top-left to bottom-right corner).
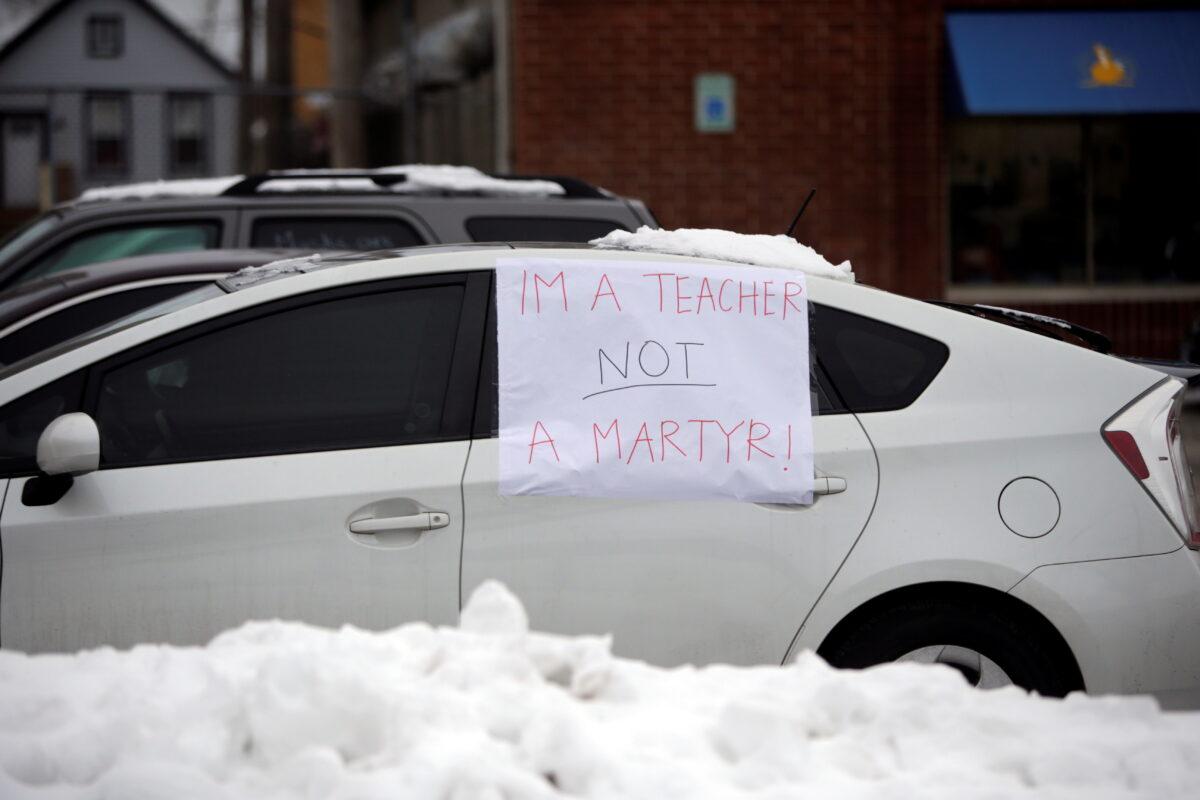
0;0;239;80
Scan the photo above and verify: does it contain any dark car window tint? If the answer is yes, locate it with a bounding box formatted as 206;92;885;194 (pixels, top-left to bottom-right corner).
250;218;424;250
0;372;85;477
466;217;628;243
22;223;220;284
813;305;948;413
0;284;203;368
96;285;464;466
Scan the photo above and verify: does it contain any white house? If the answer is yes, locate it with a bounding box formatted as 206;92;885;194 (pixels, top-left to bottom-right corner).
0;0;240;210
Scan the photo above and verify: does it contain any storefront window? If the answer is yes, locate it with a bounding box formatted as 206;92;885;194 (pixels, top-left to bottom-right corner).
950;116;1200;285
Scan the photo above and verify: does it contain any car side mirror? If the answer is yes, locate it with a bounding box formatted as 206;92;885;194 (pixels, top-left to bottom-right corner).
36;413;100;477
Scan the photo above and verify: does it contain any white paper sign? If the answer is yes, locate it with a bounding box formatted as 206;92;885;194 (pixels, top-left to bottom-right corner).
497;258;814;503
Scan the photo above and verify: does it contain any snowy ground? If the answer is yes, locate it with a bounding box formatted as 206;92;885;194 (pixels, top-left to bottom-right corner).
2;583;1199;799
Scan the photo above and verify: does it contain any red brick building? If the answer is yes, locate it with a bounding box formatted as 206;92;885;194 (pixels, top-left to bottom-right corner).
508;1;1200;357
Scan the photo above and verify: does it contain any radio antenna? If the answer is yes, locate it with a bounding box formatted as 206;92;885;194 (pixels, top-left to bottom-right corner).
786;188;816;239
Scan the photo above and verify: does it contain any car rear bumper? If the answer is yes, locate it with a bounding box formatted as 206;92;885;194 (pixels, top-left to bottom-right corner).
1010;546;1200;709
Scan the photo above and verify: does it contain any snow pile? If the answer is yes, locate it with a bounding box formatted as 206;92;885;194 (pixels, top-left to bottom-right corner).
592;226;856;283
78;177;244;203
2;582;1198;799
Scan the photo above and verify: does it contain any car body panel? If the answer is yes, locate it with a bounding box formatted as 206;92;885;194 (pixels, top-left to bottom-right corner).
784;279;1178;663
461;411;878;667
0;246;1197;706
0;443;467;652
1009;547;1200;707
0;191;654;290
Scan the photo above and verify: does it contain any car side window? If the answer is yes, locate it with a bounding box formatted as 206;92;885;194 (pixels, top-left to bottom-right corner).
20;223;220;284
0;283;205;368
95;283;466;466
250;217;425;250
0;372;85;477
812;305;949;413
466;217;630;243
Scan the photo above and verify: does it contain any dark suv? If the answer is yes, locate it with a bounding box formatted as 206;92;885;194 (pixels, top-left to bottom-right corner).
0;169;657;291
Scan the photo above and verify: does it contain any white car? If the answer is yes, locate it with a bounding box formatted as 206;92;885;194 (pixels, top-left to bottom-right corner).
1;244;1198;707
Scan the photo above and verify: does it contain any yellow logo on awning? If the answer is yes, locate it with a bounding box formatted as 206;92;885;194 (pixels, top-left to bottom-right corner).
1085;44;1132;87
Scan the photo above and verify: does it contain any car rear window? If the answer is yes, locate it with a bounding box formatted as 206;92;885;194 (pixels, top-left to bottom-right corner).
813;305;948;413
250;217;425;250
465;217;629;243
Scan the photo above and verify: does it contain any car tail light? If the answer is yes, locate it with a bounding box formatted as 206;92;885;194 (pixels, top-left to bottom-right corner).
1104;379;1200;549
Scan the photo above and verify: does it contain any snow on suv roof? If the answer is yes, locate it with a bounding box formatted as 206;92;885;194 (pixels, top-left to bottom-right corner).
75;165;570;204
591;226;856;283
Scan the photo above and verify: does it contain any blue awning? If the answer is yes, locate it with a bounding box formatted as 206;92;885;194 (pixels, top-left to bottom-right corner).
946;11;1200;115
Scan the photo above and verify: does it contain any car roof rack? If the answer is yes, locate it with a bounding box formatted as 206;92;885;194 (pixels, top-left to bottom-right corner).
220;172;410;196
485;174;608;199
219;171;607;199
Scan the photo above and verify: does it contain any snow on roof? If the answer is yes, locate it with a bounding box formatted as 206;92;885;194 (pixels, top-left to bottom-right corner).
259;166;566;197
3;581;1197;797
220;253;325;290
0;0;242;72
0;1;47;50
77;176;245;203
75;166;566;203
592;226;856;283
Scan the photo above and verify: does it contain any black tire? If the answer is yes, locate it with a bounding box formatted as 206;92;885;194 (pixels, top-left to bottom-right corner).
818;593;1083;698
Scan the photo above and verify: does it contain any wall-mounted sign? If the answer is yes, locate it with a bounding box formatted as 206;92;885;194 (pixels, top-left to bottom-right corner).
1084;43;1133;88
496;258;814;503
694;73;736;133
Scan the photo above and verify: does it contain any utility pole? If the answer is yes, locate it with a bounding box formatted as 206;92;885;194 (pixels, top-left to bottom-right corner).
401;0;418;163
239;0;256;172
328;0;365;167
265;0;293;169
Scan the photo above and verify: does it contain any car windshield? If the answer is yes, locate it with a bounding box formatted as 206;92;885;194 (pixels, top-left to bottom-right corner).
0;214;60;267
0;283;224;380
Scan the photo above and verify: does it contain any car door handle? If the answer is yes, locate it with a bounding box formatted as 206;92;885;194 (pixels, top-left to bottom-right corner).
813;476;847;495
348;512;450;534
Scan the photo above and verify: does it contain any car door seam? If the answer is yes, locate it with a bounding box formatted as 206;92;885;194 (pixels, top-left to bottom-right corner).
779;411;881;664
0;477;9;647
458;437;473;614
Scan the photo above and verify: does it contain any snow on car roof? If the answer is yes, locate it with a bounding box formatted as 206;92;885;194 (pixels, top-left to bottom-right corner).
219;253;328;291
591;226;856;283
76;176;245;202
4;580;1197;797
75;165;567;203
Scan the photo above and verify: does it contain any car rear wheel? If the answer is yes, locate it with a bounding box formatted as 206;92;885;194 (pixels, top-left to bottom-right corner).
818;594;1083;697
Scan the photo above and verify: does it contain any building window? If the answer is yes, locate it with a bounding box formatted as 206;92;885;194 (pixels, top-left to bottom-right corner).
86;94;129;176
167;94;209;175
950;116;1200;285
86;15;123;58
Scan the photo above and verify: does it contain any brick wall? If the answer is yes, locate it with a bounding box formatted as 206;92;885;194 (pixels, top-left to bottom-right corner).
511;0;939;296
509;0;1193;305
